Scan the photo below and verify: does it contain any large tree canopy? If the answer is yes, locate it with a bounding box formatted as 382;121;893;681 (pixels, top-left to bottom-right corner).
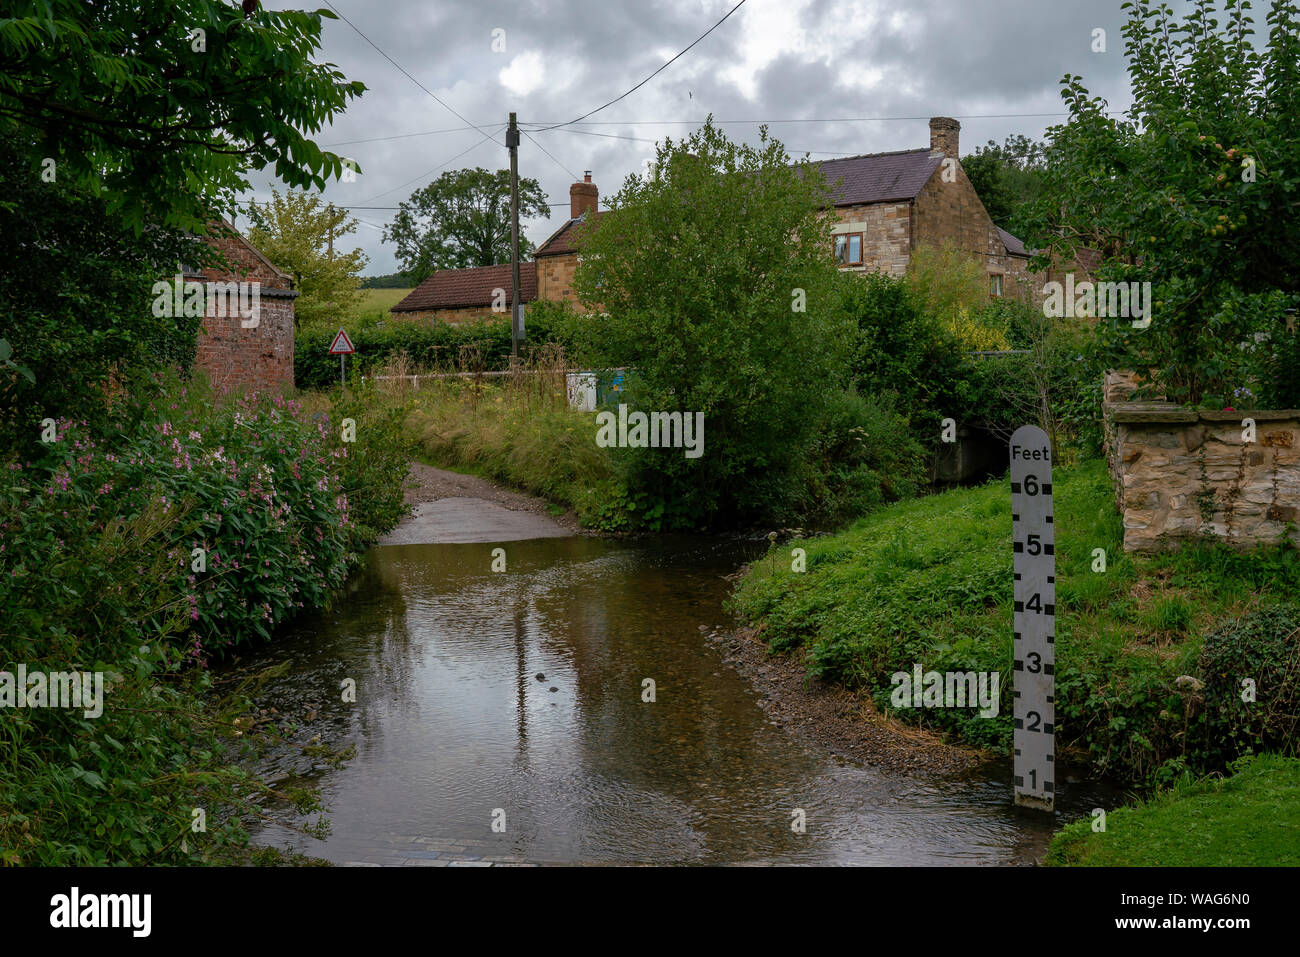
1023;0;1300;406
961;134;1046;234
0;0;365;231
383;167;550;283
570;120;852;528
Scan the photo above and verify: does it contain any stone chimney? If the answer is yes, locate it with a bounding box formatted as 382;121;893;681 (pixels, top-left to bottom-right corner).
570;171;598;219
929;117;960;158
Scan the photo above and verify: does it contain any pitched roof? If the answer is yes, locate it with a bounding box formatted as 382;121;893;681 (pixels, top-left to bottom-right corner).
997;227;1030;258
815;149;945;206
391;262;537;312
534;210;607;258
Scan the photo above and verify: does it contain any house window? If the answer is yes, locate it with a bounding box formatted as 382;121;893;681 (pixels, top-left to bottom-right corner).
990;274;1004;297
835;232;864;267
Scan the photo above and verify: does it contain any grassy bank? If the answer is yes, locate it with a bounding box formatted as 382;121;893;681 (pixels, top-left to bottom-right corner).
399;374;637;530
730;459;1300;781
1047;754;1300;865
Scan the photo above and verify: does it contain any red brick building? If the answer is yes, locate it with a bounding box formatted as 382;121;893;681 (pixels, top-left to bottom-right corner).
188;223;297;394
387;261;538;324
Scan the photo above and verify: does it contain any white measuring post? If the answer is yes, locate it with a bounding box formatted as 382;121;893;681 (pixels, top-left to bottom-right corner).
1010;425;1055;812
329;328;355;389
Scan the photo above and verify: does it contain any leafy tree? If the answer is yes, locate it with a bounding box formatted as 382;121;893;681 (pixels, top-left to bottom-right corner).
0;133;212;450
961;134;1046;233
383;167;550;283
0;0;364;232
571;120;852;528
361;272;416;288
246;189;368;328
1023;0;1300;405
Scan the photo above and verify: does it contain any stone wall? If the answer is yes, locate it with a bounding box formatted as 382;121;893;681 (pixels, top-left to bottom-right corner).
831;202;912;276
913;161;1040;306
1105;397;1300;552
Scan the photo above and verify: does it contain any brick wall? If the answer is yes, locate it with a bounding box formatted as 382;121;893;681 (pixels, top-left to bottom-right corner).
192;229;296;395
193;296;295;395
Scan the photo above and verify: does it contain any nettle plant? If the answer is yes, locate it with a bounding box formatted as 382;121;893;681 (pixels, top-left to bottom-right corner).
1024;0;1300;407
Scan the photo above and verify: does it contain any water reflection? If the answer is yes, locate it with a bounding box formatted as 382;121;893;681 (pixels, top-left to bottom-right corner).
238;536;1115;865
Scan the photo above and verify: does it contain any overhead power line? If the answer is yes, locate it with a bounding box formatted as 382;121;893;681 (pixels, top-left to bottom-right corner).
522;130;582;182
528;0;751;132
523;111;1124;127
320;1;495;138
357;125;505;204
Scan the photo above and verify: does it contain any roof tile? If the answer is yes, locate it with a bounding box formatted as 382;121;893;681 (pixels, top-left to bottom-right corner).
392;261;537;312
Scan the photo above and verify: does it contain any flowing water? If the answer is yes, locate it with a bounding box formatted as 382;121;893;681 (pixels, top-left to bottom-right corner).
237;534;1120;865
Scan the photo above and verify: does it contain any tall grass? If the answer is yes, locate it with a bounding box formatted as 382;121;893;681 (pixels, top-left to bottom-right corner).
388;345;632;528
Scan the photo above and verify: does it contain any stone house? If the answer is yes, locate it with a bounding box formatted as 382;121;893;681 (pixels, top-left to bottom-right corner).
187;222;297;394
392;116;1050;324
822;117;1036;298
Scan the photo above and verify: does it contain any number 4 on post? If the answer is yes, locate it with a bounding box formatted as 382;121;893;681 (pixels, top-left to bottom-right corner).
1010;425;1056;812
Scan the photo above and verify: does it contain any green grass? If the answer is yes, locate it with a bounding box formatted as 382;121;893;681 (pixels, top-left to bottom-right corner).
402;379;643;530
1047;754;1300;865
731;458;1300;779
357;287;413;313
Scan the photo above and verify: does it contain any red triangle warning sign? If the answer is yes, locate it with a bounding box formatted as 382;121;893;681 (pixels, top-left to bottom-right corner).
328;328;355;354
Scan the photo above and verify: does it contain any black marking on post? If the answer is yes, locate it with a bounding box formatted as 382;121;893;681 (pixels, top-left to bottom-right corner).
1010;424;1055;813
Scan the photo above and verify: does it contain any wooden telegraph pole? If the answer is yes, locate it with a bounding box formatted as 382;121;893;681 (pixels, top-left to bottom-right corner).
507;113;521;358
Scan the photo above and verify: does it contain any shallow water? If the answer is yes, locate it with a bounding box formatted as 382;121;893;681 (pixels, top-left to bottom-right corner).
237;534;1120;865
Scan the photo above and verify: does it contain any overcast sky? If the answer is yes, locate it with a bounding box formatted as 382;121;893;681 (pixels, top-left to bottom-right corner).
243;0;1154;276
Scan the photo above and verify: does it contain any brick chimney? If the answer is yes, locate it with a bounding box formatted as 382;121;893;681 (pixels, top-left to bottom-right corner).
570;171;597;219
929;117;960;158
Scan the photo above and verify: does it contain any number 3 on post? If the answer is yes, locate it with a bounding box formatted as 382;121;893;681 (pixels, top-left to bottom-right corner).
1010;425;1055;812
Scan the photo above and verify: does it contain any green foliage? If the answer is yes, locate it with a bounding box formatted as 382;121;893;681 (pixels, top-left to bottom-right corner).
245;189;368;328
960;134;1047;234
571;119;854;528
383;167;550;283
906;244;1010;350
0;133;214;453
294;315;568;388
1194;605;1300;769
0;376;409;864
732;459;1300;780
1024;0;1300;405
785;390;928;529
0;0;364;232
1048;753;1300;866
361;272;417;288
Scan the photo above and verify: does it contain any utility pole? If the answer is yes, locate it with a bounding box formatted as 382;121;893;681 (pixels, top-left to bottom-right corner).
327;203;335;261
507;112;521;358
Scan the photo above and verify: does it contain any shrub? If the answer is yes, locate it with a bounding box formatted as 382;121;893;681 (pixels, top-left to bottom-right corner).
294;313;567;388
1194;605;1300;769
0;376;411;864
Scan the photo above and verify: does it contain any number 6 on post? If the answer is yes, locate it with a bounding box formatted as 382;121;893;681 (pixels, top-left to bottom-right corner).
1010;425;1056;812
